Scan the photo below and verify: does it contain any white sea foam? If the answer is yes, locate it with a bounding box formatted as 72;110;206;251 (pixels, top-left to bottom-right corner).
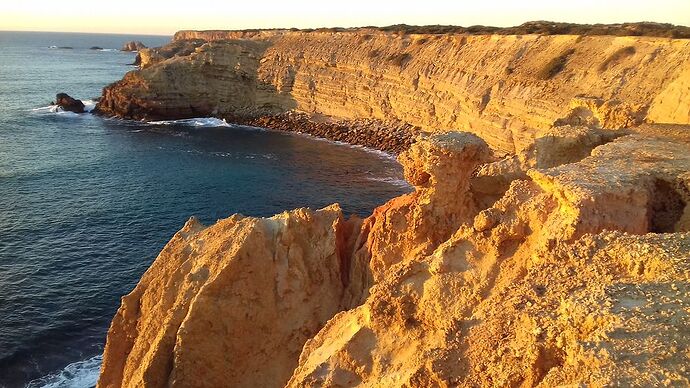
98;48;118;52
147;117;232;128
27;354;102;388
30;99;96;116
289;130;399;161
367;176;411;188
82;99;96;112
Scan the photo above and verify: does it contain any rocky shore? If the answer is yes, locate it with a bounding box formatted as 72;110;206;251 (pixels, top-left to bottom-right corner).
240;112;419;154
96;26;690;154
98;124;690;387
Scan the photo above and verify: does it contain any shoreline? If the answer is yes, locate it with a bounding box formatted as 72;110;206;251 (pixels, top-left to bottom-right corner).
231;112;420;155
93;109;421;155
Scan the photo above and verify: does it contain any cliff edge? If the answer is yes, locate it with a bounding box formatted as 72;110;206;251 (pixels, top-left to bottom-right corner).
97;27;690;153
96;24;690;387
99;123;690;387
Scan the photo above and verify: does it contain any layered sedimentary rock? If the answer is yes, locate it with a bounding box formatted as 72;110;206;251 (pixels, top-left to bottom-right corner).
99;124;690;387
288;128;690;387
97;23;690;388
98;205;359;388
97;28;690;153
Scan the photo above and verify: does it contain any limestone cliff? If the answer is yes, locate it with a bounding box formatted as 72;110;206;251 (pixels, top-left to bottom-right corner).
97;28;690;153
99;123;690;387
97;23;690;388
288;127;690;387
98;206;359;388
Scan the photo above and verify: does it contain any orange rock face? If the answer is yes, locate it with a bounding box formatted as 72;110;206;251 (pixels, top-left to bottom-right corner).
95;25;690;388
99;123;690;387
288;128;690;387
98;206;359;388
96;30;690;153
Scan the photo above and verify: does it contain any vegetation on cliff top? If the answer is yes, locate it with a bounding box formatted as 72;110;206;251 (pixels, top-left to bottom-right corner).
175;21;690;39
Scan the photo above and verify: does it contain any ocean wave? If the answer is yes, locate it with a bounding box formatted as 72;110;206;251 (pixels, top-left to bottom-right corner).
288;131;399;161
147;117;231;128
367;176;411;188
27;354;101;388
98;48;118;52
30;100;97;116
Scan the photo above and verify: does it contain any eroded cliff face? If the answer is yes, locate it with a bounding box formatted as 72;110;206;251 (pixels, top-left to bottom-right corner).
99;123;690;387
288;127;690;387
97;25;690;388
98;29;690;153
98;206;360;388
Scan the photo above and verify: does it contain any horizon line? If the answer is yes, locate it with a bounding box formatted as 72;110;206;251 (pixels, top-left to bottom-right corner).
4;21;690;38
2;19;690;37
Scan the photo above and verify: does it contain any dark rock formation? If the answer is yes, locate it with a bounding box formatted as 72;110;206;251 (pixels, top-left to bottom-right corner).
121;41;146;52
55;93;85;113
90;46;103;50
130;53;141;66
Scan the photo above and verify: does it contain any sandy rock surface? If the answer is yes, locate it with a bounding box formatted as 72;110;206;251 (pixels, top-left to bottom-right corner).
99;124;690;387
97;30;690;153
96;26;690;388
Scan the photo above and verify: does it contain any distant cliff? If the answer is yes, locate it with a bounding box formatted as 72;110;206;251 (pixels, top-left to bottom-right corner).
98;26;690;153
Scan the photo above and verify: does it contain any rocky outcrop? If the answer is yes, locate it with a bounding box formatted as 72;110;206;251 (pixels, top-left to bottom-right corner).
287;127;690;387
99;123;690;387
97;28;690;153
120;41;146;52
54;93;85;113
98;205;360;388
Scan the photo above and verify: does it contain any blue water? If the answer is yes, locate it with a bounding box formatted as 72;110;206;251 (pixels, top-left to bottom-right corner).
0;32;409;387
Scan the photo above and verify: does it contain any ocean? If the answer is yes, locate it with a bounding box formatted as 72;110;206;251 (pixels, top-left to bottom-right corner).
0;31;410;387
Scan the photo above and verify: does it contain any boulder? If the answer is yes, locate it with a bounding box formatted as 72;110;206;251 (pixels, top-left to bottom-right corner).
121;41;146;52
55;93;85;113
90;46;103;50
130;53;141;66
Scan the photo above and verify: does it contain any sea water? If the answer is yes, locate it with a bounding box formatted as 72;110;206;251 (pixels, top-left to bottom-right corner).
0;31;410;387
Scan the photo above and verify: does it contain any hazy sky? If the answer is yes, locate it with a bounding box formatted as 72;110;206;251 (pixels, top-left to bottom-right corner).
2;0;690;36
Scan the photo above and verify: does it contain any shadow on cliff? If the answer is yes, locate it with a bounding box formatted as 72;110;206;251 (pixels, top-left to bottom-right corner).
95;39;299;122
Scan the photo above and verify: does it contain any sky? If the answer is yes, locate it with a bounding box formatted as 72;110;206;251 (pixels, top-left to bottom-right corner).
2;0;690;36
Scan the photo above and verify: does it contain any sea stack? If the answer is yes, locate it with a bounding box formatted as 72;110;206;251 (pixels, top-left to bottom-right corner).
121;41;146;51
55;93;85;113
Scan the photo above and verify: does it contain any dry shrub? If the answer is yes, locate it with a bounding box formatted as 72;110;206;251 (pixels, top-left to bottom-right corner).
388;53;413;68
538;48;576;80
599;46;636;71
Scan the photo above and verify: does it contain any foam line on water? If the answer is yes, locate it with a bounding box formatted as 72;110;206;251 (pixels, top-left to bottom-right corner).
27;355;102;388
147;117;232;128
366;176;411;188
30;100;96;115
288;130;400;162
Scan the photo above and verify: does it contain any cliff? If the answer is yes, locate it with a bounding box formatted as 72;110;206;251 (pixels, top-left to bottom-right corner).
97;27;690;153
98;206;360;387
97;25;690;387
99;122;690;387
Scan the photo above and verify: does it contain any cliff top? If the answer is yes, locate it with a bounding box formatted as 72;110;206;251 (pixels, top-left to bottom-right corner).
174;21;690;41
